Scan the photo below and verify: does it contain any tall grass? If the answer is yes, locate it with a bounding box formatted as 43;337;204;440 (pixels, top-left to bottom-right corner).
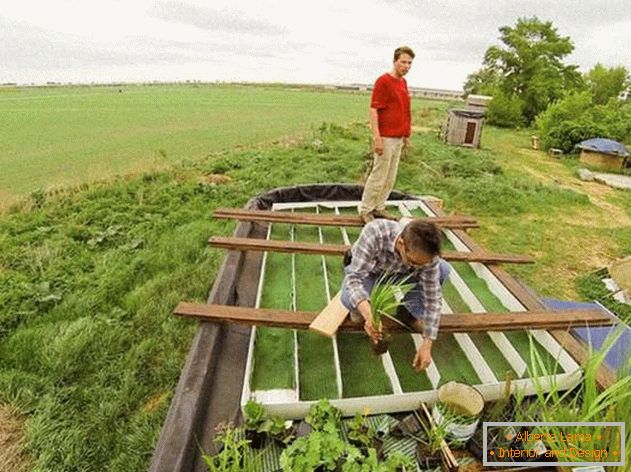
512;330;631;464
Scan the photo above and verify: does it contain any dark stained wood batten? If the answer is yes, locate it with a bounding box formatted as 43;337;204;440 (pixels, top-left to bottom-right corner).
208;236;535;264
213;207;479;229
174;302;613;333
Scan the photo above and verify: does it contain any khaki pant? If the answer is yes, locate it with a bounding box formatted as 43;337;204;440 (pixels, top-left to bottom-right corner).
360;137;403;214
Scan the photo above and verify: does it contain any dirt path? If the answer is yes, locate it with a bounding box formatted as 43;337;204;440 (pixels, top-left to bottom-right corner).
505;147;631;227
0;404;31;472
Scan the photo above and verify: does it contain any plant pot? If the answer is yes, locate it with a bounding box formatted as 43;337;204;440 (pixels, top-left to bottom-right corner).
371;334;391;355
416;442;442;470
349;434;384;459
433;381;484;443
391;412;423;438
272;424;296;446
293;421;313;438
372;436;385;459
244;428;266;449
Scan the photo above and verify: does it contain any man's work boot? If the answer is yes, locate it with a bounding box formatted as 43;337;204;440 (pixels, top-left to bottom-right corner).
359;211;375;225
372;208;399;220
396;305;425;333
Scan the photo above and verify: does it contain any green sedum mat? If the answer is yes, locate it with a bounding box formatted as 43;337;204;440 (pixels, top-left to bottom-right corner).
294;221;339;400
251;223;296;391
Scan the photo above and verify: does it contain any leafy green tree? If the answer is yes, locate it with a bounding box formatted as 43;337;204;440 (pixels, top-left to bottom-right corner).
463;67;501;96
585;63;630;105
466;17;584;125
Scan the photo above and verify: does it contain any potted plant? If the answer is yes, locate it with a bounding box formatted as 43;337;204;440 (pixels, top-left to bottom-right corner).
346;412;383;458
391;410;424;439
242;400;267;448
305;399;342;434
416;405;455;469
280;430;347;472
268;416;295;446
415;411;448;469
369;275;414;355
243;399;294;448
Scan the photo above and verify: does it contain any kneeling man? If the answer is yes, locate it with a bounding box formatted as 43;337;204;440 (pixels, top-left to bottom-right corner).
340;219;450;371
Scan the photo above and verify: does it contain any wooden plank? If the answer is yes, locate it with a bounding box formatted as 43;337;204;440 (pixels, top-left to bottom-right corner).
174;303;613;332
419;402;459;471
424;201;618;389
213;208;479;229
308;291;349;337
209;236;535;264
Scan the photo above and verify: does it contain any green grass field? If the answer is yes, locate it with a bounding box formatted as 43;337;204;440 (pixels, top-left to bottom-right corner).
0;84;629;471
0;84;370;204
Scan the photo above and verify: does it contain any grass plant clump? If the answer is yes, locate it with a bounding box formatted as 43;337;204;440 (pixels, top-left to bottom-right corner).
512;332;631;464
368;274;414;354
202;423;258;472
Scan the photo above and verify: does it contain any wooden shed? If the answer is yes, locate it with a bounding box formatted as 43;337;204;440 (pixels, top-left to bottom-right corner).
442;108;485;148
577;138;629;171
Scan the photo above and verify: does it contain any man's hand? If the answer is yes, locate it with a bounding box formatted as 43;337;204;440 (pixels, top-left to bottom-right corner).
412;340;433;371
356;300;382;343
373;136;384;156
364;319;382;343
402;137;411;152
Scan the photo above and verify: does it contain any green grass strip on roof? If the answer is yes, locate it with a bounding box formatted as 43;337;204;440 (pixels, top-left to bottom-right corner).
296;331;338;401
431;333;481;386
251;223;295;391
293;222;338;400
387;334;433;392
337;333;394;398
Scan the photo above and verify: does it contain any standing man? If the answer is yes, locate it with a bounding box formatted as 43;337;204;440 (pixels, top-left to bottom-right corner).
360;46;415;224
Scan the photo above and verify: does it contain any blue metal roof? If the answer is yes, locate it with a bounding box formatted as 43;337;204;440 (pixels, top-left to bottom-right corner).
576;138;629;157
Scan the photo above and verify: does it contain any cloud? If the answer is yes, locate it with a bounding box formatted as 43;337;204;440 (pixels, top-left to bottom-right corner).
1;1;629;87
150;1;288;36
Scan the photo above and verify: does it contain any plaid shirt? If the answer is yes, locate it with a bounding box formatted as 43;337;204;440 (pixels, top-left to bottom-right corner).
344;219;442;339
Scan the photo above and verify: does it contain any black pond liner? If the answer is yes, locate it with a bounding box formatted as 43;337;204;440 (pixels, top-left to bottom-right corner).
149;184;420;472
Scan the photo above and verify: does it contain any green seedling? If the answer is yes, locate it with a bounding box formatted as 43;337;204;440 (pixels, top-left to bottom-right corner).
369;274;415;331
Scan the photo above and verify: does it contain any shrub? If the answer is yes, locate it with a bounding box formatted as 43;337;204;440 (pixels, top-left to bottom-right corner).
537;92;631;152
486;92;525;128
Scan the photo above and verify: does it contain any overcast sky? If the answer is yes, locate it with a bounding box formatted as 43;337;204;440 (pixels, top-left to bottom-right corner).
2;0;630;90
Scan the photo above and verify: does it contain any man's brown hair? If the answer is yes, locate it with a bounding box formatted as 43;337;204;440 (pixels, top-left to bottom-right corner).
401;220;442;256
394;46;415;61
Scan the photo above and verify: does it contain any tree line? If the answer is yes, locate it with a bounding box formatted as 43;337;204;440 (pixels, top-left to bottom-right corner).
464;17;631;153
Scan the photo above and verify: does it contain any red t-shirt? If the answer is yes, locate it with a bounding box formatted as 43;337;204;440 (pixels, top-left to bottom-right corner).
370;73;411;137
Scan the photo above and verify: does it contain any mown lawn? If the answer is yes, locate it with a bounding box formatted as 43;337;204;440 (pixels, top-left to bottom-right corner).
0;88;629;471
0;84;370;205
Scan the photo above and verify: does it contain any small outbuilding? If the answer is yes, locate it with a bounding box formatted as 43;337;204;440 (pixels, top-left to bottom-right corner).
442;108;486;148
576;138;629;171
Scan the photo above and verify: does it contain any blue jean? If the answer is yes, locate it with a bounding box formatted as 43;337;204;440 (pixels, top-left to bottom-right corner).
340;259;451;319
